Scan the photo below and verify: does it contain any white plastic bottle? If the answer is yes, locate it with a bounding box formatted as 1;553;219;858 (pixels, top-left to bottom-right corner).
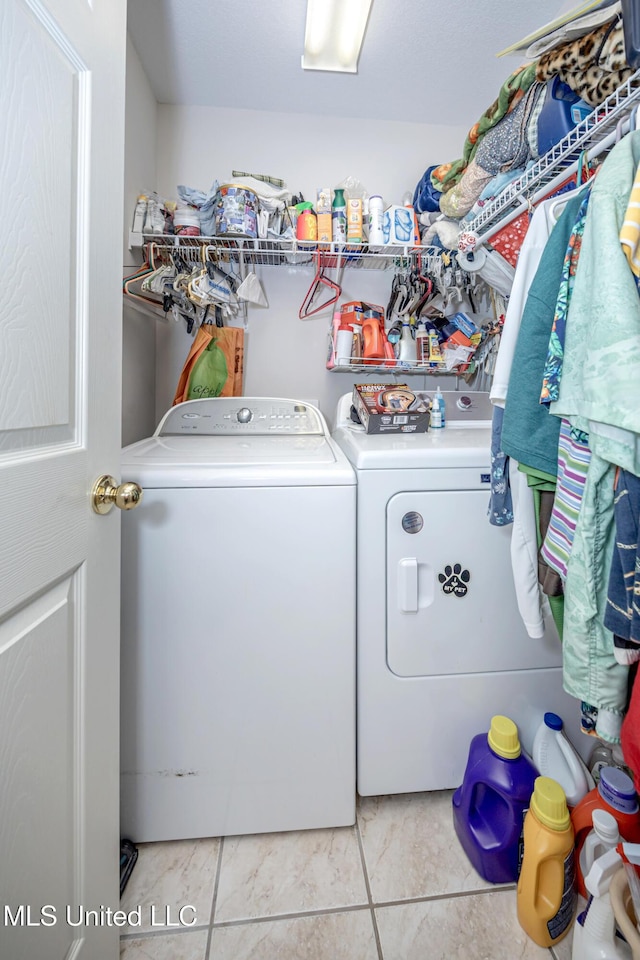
335;322;354;366
572;848;632;959
397;320;416;366
368;195;385;247
434;386;446;427
579;809;621;888
532;711;595;807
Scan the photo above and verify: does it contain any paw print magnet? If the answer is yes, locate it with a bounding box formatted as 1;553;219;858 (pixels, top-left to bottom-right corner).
438;563;470;598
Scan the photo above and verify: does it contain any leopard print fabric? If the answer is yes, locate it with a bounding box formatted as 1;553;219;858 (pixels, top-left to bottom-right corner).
536;17;633;107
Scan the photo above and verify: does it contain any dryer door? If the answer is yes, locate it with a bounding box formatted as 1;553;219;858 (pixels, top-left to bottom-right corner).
386;490;560;677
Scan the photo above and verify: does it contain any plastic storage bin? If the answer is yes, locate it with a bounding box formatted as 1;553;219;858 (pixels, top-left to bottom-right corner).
452;715;538;883
537;77;592;156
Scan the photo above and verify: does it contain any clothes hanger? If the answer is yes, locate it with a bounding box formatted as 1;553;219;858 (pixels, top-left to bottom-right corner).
298;250;342;319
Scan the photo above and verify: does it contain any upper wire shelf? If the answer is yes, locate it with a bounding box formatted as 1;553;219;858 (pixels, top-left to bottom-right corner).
139;235;451;273
466;69;640;244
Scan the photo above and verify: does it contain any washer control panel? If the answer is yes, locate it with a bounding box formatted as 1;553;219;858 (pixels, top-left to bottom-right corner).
156;398;326;436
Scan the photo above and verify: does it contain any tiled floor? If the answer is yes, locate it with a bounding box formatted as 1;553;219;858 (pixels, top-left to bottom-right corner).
120;790;576;960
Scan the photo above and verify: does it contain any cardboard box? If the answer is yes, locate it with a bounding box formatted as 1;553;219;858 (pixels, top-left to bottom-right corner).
353;383;430;434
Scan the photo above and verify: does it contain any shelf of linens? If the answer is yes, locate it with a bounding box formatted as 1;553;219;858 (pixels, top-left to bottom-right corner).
465;68;640;247
139;235;449;273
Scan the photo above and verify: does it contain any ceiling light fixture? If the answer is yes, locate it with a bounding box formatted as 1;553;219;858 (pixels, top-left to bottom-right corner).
302;0;373;73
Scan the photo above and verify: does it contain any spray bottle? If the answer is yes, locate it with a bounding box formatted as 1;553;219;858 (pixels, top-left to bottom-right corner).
572;848;632;959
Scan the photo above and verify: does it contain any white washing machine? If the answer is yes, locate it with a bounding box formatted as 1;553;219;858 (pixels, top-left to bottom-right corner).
120;397;356;842
332;390;586;797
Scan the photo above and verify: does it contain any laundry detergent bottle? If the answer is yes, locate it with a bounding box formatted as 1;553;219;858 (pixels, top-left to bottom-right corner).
517;776;577;948
532;711;594;808
452;715;538;883
572;766;640;899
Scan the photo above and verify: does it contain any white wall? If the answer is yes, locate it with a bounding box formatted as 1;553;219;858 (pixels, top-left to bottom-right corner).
122;36;158;446
152;104;470;425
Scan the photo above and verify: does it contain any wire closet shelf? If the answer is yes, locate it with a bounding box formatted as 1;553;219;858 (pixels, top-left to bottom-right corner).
141;235;450;274
466;68;640;245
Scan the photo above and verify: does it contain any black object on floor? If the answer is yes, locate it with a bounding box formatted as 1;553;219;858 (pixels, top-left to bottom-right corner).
120;838;138;896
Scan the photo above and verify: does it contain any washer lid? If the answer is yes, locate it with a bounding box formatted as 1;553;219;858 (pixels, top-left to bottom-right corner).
122;398;355;487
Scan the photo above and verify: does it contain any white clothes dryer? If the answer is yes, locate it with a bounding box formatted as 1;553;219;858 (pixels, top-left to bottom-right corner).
120;397;356;842
332;390;586;797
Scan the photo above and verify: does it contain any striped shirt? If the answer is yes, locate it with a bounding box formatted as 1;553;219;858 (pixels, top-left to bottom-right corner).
540;419;591;580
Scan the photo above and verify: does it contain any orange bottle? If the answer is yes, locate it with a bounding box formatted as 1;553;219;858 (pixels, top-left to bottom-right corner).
362;317;385;363
517;776;577;948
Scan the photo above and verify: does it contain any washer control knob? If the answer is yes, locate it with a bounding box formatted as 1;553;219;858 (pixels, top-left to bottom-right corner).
237;407;253;423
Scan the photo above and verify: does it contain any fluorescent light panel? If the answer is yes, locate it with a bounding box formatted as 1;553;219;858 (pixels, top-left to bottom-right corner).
302;0;373;73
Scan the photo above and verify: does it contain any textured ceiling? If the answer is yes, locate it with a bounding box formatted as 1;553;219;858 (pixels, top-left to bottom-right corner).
127;0;570;127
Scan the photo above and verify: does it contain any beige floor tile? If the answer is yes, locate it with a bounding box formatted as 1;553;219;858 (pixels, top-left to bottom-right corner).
120;838;220;933
214;826;368;922
358;791;495;903
210;909;378;960
120;929;209;960
376;891;554;960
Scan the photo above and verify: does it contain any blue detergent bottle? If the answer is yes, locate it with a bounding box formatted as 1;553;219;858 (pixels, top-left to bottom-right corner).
452;715;538;883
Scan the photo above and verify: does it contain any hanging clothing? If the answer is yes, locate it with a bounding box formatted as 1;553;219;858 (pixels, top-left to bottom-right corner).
551;129;640;477
488;406;514;526
501;188;588;476
490;198;560;639
540;190;591;405
541;420;592;581
605;468;640;662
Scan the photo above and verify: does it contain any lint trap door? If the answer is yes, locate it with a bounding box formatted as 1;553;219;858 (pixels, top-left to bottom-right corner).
386;490;560;678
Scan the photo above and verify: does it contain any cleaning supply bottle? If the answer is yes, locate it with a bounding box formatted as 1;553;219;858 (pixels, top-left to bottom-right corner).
572;848;632;959
327;307;343;369
397;319;416;366
532;711;594;807
430;399;442;429
335;322;354;367
572;766;640;899
452;715;538;883
434;387;446;427
332;188;347;244
579;810;621;892
362;315;385;363
415;320;429;364
368;195;384;247
517;776;577;948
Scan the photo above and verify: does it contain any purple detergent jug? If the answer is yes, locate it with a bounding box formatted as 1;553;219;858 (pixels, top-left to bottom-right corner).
452;715;538;883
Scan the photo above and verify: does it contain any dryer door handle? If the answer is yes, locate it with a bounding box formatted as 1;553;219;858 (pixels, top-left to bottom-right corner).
398;558;418;613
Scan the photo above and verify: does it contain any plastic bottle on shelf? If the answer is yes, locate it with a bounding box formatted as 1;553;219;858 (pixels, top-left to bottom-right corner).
517;776;576;948
296;203;317;243
327;307;343;370
397;320;417;366
332;188;347;244
415;321;429;364
579;809;621;891
434;386;446;427
368;195;385;247
572;766;640;899
532;711;595;807
452;715;538;883
362;317;385;363
335;322;354;367
571;848;632;960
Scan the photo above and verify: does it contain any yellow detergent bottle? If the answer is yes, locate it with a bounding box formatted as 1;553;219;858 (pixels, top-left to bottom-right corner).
517;776;577;948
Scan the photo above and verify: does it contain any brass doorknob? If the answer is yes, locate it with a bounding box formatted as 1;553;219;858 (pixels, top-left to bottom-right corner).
91;475;143;515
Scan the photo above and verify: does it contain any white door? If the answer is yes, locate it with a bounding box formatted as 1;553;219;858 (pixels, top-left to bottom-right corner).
0;1;126;958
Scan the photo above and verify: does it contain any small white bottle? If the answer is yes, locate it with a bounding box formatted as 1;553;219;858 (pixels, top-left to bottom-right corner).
368;195;385;247
434;386;446;427
579;809;621;889
335;322;354;366
572;848;632;959
430;401;442;429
